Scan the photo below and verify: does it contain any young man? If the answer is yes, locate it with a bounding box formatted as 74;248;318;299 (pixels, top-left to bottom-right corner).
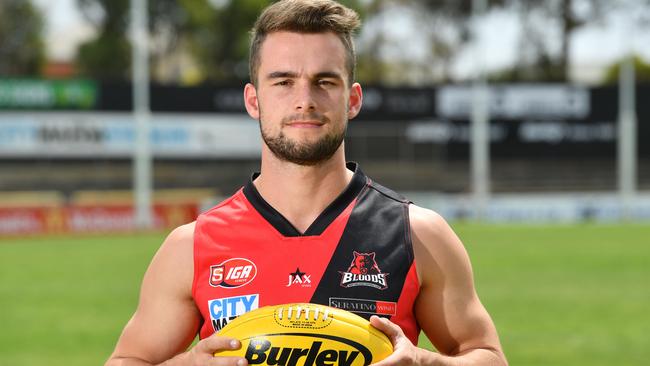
106;1;507;365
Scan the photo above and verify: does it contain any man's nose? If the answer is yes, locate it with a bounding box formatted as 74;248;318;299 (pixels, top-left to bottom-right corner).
294;83;317;111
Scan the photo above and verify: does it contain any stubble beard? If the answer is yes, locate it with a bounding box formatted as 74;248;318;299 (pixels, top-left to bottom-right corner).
259;112;347;166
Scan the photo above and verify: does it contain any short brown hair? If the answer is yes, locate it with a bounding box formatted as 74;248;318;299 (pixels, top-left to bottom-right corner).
249;0;360;86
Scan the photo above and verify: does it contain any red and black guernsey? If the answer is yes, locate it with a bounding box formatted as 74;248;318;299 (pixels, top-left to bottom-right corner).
193;163;421;344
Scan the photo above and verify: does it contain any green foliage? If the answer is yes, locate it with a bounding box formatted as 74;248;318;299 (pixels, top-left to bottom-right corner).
76;0;131;80
354;0;508;84
0;0;45;75
602;55;650;85
77;32;131;81
169;0;368;83
1;223;650;365
511;0;611;81
192;0;273;82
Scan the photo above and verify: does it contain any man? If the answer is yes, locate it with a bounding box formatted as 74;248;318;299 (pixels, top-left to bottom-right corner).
106;1;507;365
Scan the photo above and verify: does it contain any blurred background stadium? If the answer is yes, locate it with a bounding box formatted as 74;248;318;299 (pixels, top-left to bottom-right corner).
0;0;649;365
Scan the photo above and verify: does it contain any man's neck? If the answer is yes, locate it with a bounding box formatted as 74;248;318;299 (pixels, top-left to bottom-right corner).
253;149;353;234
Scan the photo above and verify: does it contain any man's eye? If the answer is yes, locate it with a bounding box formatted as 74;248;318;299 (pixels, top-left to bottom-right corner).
317;80;335;86
275;80;291;86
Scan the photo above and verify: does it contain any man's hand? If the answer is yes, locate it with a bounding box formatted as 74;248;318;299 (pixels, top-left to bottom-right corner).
369;315;429;366
183;335;248;366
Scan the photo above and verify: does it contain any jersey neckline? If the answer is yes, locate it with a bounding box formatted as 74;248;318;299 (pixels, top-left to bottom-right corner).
242;162;367;237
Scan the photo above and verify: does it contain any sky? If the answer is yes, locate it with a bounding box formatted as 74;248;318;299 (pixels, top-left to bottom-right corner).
32;0;650;84
32;0;97;62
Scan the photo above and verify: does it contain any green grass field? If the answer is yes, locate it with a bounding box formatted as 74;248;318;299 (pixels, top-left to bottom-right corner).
1;223;649;366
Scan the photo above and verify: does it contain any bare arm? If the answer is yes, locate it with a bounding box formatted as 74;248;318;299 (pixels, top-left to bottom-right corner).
105;223;246;366
371;205;507;366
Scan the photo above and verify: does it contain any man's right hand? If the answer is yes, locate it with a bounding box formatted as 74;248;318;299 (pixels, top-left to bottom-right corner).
183;335;248;366
107;334;248;366
104;225;250;366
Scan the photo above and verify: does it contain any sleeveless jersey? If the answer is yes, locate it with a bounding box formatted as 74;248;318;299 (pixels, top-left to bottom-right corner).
192;163;421;344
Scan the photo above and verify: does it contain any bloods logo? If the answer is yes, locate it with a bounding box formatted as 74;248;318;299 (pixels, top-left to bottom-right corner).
339;251;388;290
210;258;257;288
209;294;259;331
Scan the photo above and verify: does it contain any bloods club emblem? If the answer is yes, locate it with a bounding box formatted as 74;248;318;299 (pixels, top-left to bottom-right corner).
286;267;312;287
339;251;388;290
209;258;257;288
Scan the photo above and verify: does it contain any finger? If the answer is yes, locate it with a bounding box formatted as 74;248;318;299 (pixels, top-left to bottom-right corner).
207;355;248;366
369;316;403;342
197;335;242;354
369;345;407;366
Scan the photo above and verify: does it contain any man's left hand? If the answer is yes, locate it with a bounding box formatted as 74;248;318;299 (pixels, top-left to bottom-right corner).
369;315;430;366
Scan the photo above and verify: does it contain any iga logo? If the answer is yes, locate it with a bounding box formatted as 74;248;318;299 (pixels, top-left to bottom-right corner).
209;294;259;332
209;258;257;288
339;251;389;290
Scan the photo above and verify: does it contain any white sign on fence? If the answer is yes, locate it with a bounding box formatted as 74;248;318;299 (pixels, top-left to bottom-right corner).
0;112;261;158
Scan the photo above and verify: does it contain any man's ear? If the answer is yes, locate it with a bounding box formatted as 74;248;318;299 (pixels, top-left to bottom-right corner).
244;83;260;120
347;82;363;120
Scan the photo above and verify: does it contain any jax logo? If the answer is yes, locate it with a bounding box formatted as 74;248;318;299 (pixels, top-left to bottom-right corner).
210;257;257;288
286;267;312;287
339;251;388;290
209;294;259;332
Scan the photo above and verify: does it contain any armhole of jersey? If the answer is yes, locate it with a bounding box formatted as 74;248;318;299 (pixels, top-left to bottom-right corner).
190;189;243;301
191;215;202;301
404;202;420;287
367;178;419;286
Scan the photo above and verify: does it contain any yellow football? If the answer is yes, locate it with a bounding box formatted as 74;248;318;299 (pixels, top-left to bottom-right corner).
215;302;393;366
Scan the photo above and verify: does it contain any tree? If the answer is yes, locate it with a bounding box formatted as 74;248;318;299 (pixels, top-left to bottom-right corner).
355;0;508;84
360;0;650;84
180;0;367;83
602;55;650;84
505;0;650;83
75;0;217;82
76;0;131;80
510;0;611;82
0;0;45;76
147;0;217;83
187;0;272;82
74;0;370;84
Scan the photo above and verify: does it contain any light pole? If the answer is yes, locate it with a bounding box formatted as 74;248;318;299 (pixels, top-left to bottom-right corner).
131;0;153;229
617;54;637;220
471;0;490;219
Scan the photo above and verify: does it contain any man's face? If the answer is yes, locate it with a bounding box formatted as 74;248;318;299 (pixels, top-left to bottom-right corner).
244;31;362;166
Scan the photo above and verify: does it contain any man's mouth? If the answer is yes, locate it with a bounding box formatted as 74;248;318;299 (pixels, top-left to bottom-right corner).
286;120;325;128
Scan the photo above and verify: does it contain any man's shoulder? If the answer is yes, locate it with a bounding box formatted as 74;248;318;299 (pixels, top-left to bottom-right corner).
408;204;445;223
168;221;196;243
408;204;453;243
159;221;196;257
407;204;471;288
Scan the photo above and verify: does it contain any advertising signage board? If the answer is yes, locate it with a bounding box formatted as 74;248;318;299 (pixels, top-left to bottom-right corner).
0;79;98;109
